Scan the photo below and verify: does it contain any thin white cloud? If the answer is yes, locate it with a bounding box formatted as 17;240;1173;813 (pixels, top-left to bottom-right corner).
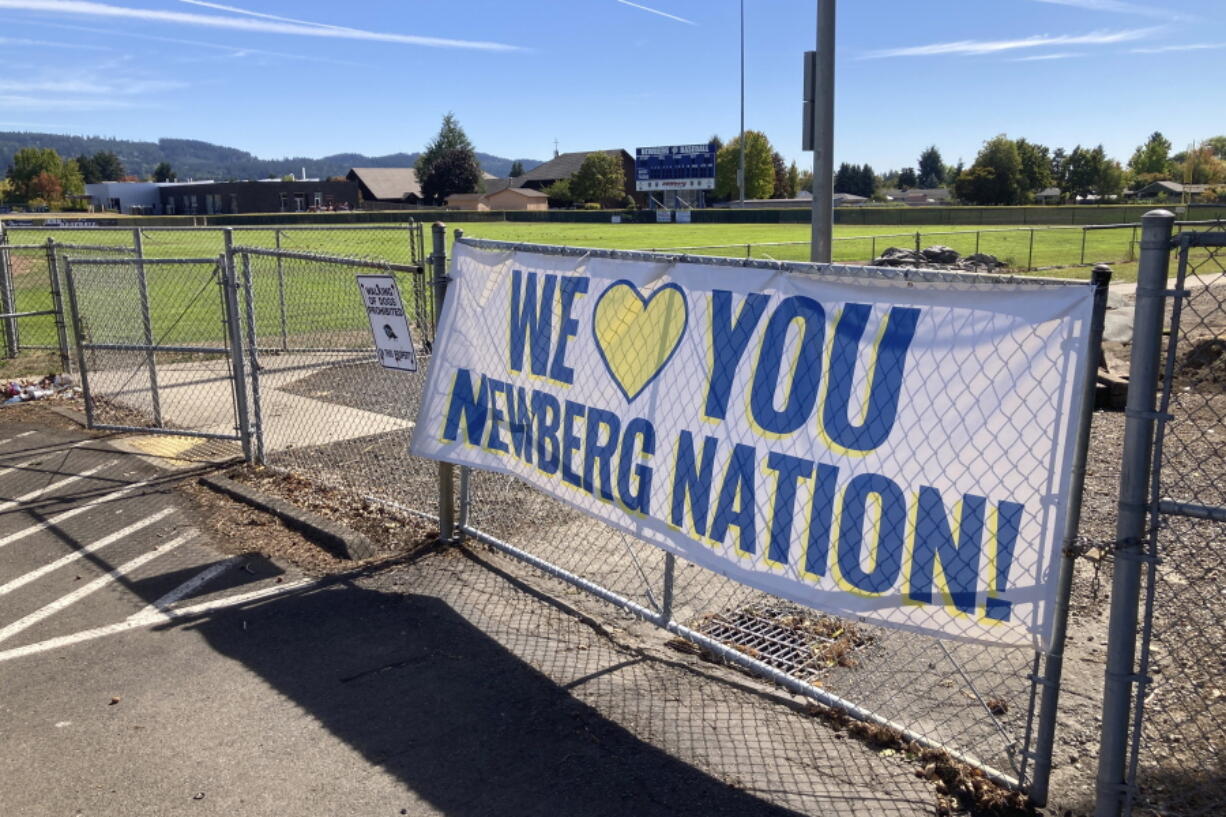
175;0;350;32
0;0;523;51
0;77;184;94
1030;0;1192;21
862;27;1157;58
36;21;366;66
1131;42;1226;54
0;93;139;110
616;0;696;26
0;34;110;49
1009;51;1088;61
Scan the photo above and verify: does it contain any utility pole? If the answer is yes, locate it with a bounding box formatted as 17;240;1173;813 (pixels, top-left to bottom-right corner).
810;0;835;262
738;0;746;205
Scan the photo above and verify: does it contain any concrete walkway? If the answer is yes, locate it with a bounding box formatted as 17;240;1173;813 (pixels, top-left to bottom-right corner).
85;352;411;451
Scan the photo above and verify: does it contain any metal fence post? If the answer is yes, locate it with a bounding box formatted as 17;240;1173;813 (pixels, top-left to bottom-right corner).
1028;262;1113;805
1081;227;1088;266
132;229;163;426
914;230;921;253
274;228;288;351
0;221;18;358
44;239;71;373
661;553;676;624
1027;228;1036;271
432;222;455;542
240;251;266;464
221;230;254;463
61;259;96;427
1094;210;1175;817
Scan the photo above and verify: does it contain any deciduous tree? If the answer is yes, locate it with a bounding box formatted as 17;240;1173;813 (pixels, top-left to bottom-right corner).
1015;139;1052;199
954;135;1024;205
569;151;625;207
897;167;917;189
1129;132;1172;178
714;131;775;200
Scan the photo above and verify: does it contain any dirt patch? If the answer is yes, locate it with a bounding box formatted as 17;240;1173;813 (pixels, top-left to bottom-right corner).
1175;337;1226;391
222;464;438;561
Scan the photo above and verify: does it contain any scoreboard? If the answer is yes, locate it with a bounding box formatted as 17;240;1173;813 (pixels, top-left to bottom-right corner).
635;143;717;191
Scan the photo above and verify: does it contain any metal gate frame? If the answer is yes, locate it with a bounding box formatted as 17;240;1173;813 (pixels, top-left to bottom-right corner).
62;254;255;459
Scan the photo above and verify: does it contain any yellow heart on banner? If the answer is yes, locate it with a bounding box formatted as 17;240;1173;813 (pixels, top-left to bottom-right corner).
592;280;688;402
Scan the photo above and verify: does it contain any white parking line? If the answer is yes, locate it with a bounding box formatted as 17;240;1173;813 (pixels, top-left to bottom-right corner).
0;507;177;597
0;460;117;513
136;557;241;619
0;478;161;551
0;575;316;663
0;431;37;447
0;530;190;645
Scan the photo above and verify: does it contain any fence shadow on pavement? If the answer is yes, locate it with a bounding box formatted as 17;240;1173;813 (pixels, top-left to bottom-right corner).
182;548;936;817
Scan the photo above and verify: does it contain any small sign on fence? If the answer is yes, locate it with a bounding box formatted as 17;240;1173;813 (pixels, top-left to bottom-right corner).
412;243;1096;649
356;274;417;372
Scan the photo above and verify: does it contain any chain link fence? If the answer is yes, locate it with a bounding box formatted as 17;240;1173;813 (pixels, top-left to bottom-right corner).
644;224;1141;271
439;237;1108;803
231;237;438;520
1095;216;1226;816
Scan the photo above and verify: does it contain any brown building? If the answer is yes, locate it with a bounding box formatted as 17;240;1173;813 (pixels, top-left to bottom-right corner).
510;149;643;207
445;193;489;211
485;187;549;211
346;168;422;205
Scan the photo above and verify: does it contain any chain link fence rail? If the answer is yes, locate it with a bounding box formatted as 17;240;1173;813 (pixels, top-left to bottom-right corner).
441;236;1108;803
1096;214;1226;817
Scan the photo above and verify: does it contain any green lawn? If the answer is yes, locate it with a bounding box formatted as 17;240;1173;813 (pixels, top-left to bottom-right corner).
2;221;1143;351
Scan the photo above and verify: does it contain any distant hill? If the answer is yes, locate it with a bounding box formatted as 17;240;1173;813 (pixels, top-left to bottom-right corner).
0;132;542;181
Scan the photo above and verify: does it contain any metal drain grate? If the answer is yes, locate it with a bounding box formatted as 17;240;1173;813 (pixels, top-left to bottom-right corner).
694;605;872;683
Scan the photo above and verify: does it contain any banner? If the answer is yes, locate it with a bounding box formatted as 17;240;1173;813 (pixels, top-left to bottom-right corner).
411;243;1096;649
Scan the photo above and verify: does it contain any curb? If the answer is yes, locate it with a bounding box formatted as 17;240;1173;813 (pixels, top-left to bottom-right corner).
199;474;377;561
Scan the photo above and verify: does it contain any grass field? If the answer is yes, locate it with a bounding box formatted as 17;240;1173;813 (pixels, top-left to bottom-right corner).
0;220;1145;351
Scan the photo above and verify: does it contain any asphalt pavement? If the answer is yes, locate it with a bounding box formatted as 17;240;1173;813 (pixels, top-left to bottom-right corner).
0;419;937;817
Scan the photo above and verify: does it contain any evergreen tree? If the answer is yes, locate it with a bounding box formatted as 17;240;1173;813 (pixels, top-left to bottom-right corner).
897;167;917;189
153;162;176;182
771;151;789;198
420;148;482;204
416;114;481;204
917;146;944;188
508;160;524;178
834;162;855;194
857;164;876;198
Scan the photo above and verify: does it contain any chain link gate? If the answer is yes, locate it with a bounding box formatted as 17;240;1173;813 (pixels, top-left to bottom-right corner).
1096;214;1226;817
62;253;254;456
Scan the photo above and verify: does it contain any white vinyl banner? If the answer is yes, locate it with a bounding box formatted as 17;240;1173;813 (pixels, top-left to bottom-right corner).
411;243;1096;649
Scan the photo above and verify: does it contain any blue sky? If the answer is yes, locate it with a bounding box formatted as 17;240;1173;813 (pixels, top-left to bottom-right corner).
0;0;1220;172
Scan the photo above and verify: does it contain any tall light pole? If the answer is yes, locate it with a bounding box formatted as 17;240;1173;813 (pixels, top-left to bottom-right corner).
738;0;746;205
810;0;835;262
